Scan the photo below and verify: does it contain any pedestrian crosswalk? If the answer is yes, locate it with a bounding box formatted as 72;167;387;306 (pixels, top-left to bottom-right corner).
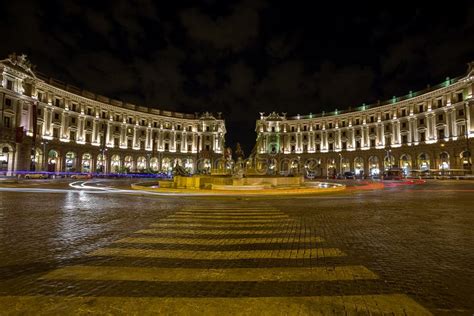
3;206;432;315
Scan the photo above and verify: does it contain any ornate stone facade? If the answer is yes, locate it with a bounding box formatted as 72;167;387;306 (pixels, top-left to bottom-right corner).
0;54;226;175
255;65;474;177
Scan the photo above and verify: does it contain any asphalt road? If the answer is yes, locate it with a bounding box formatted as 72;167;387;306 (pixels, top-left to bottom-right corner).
0;179;472;315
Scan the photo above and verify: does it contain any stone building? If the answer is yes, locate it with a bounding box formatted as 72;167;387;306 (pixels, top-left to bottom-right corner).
0;54;226;176
255;63;474;177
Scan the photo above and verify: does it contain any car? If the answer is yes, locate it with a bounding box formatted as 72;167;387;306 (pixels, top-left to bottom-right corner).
70;173;92;179
343;171;355;179
24;173;48;179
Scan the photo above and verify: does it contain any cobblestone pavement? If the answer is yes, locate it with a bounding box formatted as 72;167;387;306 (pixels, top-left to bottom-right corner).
0;179;473;314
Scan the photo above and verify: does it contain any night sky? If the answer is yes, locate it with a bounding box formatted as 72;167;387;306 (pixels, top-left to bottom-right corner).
2;1;474;154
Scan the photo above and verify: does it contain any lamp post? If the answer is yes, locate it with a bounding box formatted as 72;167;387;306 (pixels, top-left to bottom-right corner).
338;153;342;176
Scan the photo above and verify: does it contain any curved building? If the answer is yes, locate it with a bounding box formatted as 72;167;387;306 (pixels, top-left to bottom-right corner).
255;63;474;177
0;54;226;175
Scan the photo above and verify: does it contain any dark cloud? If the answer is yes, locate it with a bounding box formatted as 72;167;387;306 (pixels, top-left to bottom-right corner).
1;0;474;153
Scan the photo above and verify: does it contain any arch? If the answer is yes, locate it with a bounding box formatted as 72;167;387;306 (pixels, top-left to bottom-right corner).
137;156;147;172
124;155;134;172
48;150;59;172
368;156;380;176
65;151;77;172
0;144;14;174
399;154;412;175
161;157;172;172
326;157;336;178
82;153;92;173
439;151;450;170
460;150;472;169
417;152;430;171
340;157;350;173
383;154;395;171
354;157;364;176
150;157;159;172
111;154;121;173
96;154;106;173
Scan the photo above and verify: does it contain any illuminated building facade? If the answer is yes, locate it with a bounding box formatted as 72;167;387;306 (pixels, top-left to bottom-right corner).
256;63;474;177
0;54;226;175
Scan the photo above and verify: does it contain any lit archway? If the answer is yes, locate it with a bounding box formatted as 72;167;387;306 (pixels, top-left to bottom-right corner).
368;156;380;176
417;153;430;171
161;157;171;172
341;157;350;173
150;157;159;172
354;157;364;176
124;156;134;172
65;152;76;172
82;153;92;173
326;158;336;177
48;150;59;172
137;156;147;172
111;154;121;173
96;154;106;173
399;154;412;175
439;152;450;170
184;158;194;173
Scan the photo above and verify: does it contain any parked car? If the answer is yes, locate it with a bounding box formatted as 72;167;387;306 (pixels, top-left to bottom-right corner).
24;173;48;179
343;171;355;179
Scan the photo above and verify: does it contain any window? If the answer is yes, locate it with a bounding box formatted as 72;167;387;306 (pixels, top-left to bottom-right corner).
5;98;12;107
115;115;120;121
370;127;375;134
402;122;406;128
71;117;76;124
54;113;59;120
115;126;119;132
291;145;295;152
419;118;424;125
102;112;106;119
438;114;443;121
71;104;77;112
356;141;361;149
291;126;295;132
303;135;307;141
3;116;10;128
438;129;445;139
86;121;91;127
356;119;360;125
370;139;375;147
402;135;407;144
87;108;92;116
342;142;347;149
316;134;320;139
271;126;275;132
205;145;210;151
177;125;181;130
342;121;346;127
459;109;464;116
457;92;463;102
401;109;406;116
128;118;133;124
165;143;169;150
55;99;60;107
370;116;374;123
316;144;320;151
53;128;59;138
37;92;43;101
437;99;443;108
206;126;210;132
329;143;333;151
154;122;157;128
176;144;181;151
70;131;76;141
356;130;360;135
291;136;295;141
342;131;346;137
420;132;425;142
419;105;423;112
141;119;145;126
316;124;320;130
385;113;390;120
329;133;333;138
6;80;13;90
328;123;333;129
188;145;192;152
86;133;91;143
188;126;192;131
